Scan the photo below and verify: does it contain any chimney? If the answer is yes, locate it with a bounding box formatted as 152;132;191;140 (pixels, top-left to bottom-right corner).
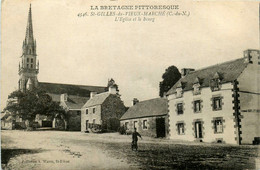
109;85;117;94
90;92;97;98
60;93;68;102
181;68;195;77
244;49;259;64
132;98;139;106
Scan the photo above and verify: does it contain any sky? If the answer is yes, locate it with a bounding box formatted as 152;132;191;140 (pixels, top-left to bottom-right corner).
1;0;259;109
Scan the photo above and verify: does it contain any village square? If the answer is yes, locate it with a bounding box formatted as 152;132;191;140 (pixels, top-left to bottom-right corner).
1;2;260;170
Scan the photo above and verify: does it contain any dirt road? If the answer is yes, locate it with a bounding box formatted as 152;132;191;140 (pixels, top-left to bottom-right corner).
1;130;134;170
1;130;260;169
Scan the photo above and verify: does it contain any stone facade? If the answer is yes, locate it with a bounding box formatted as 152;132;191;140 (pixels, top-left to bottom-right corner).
120;115;169;138
167;49;259;145
237;50;260;144
120;98;168;138
81;105;102;132
81;92;125;132
168;83;236;144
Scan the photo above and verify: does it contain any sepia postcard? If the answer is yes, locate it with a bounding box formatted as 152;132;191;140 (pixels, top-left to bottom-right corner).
1;0;259;169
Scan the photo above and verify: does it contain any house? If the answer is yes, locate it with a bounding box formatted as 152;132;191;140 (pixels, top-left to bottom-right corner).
81;85;126;133
37;83;106;130
1;111;15;130
120;98;169;138
167;49;260;145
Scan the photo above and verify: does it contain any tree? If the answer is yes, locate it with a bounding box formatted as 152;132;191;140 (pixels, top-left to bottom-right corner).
159;65;181;97
106;78;119;93
3;88;66;128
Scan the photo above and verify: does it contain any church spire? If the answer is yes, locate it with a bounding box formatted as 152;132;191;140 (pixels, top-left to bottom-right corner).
25;4;34;45
23;4;36;55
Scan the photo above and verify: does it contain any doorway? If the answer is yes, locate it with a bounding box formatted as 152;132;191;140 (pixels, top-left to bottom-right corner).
86;120;89;131
42;121;52;127
195;121;203;138
156;118;166;138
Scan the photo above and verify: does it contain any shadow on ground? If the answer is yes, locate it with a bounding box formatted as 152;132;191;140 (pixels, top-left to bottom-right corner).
1;148;42;165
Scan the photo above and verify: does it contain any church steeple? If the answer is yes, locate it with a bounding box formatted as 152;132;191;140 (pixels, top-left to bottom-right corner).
19;4;39;92
23;4;36;56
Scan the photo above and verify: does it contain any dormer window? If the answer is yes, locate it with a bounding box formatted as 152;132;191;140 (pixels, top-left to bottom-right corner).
210;72;221;91
193;77;201;95
176;88;183;98
176;82;184;98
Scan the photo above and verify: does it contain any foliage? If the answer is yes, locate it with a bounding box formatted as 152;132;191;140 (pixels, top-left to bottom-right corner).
3;88;66;121
105;78;119;93
159;65;181;97
118;125;126;135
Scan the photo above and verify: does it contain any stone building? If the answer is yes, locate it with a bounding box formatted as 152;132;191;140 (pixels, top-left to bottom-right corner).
167;49;260;145
81;85;126;133
38;83;106;130
120;98;169;138
15;5;107;130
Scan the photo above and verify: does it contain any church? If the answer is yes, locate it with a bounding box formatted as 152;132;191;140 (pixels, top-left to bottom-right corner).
16;5;108;130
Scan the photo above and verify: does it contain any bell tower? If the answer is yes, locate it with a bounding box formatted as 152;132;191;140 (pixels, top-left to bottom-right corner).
18;4;39;92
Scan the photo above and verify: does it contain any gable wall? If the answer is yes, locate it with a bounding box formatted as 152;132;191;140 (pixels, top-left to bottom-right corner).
237;50;260;144
81;105;101;132
101;95;126;131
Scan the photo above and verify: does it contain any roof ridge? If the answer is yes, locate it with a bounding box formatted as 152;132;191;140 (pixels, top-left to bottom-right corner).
187;57;244;75
136;97;166;104
39;81;106;88
94;92;110;96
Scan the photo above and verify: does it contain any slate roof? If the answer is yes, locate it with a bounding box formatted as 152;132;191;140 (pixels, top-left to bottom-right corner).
120;98;167;120
47;93;89;109
66;95;90;109
166;58;248;95
82;92;111;108
38;82;106;97
47;93;60;102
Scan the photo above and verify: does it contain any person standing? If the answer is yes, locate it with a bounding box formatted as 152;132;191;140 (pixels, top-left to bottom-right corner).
132;128;142;151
